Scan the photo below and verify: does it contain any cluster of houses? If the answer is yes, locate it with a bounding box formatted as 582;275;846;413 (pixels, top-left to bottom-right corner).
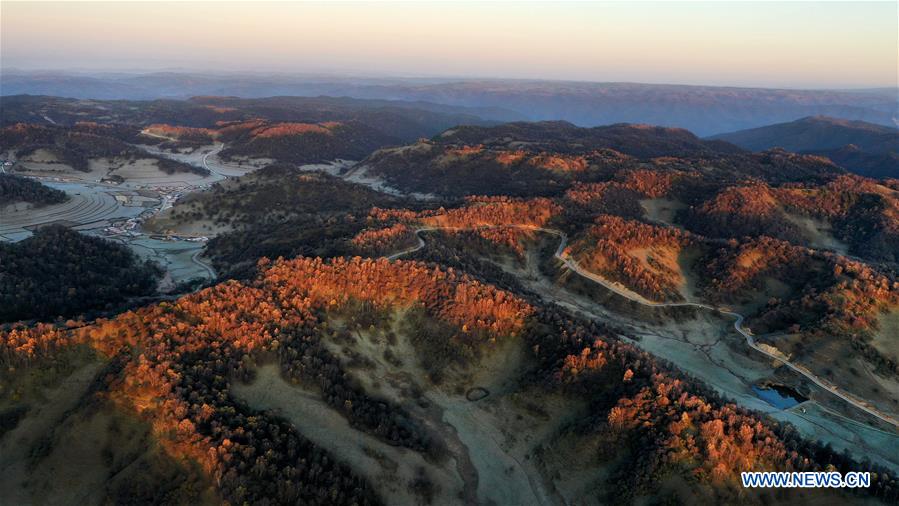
103;184;210;243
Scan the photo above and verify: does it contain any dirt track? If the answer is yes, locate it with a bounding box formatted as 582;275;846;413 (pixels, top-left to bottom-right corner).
391;225;899;430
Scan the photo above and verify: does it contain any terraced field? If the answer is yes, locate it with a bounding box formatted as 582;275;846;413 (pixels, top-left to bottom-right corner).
0;178;214;286
0;141;243;285
0;182;143;240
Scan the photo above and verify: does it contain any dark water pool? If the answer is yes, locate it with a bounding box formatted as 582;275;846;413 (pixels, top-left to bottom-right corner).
752;384;807;409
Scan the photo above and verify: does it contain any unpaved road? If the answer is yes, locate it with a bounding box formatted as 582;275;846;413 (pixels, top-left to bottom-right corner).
390;225;899;430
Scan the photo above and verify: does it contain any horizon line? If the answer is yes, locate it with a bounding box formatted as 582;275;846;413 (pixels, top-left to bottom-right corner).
2;67;897;93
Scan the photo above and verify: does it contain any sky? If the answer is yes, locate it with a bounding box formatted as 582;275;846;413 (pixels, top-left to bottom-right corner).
1;1;896;89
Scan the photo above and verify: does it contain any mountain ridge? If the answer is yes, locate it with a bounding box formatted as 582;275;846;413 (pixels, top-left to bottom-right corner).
3;71;895;134
711;116;898;178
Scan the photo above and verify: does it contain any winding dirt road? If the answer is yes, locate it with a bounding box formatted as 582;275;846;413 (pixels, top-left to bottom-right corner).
134;137;896;427
201;143;227;178
389;225;899;429
190;248;216;279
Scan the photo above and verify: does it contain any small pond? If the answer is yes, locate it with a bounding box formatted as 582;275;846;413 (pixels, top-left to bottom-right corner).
752;384;807;409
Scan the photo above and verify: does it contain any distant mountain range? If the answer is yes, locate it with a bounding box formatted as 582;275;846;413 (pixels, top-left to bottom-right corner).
712;116;898;178
2;70;895;135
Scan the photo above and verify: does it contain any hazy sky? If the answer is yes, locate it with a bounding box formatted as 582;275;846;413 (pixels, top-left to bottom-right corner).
2;1;896;88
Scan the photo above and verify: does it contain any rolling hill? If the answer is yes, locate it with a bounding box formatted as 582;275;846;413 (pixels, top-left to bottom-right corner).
3;98;899;505
355;120;840;198
0;95;502;165
3;254;893;505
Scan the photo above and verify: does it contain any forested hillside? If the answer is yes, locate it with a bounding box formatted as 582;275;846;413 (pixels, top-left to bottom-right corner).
0;95;503;167
0;226;161;323
0;123;207;175
3;257;895;504
357;122;842;198
0;173;68;206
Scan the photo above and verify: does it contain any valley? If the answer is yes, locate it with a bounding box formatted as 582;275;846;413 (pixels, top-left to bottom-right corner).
0;144;226;287
2;96;898;505
392;226;899;471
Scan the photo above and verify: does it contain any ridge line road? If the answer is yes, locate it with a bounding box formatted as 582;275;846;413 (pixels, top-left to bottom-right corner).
388;224;899;430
